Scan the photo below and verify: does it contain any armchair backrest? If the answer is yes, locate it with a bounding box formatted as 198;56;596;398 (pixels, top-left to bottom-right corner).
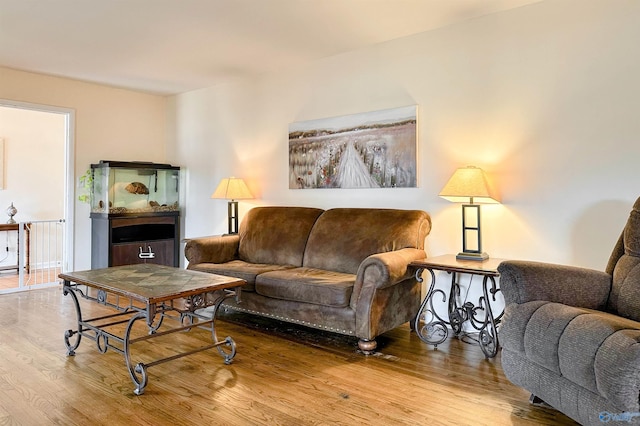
607;197;640;321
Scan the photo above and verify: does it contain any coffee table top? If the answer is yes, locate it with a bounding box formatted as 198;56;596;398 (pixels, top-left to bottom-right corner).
59;264;245;304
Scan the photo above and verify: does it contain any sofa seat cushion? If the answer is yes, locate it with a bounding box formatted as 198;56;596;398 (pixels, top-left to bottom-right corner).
255;267;355;307
189;260;296;292
501;301;640;411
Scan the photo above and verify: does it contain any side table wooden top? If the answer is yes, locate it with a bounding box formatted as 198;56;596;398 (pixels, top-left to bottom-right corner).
0;223;19;231
410;254;506;276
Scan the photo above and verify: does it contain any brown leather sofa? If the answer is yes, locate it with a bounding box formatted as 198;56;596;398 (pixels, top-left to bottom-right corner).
185;206;431;353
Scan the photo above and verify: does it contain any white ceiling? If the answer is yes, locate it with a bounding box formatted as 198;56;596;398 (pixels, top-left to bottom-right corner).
0;0;541;96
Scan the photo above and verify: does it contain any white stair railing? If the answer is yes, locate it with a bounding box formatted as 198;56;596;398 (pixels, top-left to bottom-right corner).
18;219;65;289
0;219;66;294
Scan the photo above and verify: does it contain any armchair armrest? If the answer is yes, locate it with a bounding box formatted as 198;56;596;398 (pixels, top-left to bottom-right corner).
351;248;425;309
184;235;240;266
498;260;611;310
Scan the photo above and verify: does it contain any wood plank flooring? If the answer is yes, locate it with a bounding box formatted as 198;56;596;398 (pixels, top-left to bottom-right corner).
0;271;22;290
0;267;61;290
0;286;577;425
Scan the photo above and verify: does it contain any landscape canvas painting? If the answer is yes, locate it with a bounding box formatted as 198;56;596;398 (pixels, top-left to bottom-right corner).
289;106;417;189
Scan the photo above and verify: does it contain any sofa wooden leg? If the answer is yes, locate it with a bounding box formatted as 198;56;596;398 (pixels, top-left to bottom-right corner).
409;317;416;330
358;339;377;354
529;394;551;408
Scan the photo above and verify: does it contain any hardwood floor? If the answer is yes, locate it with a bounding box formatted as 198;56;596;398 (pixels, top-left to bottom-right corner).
0;286;577;425
0;270;21;289
0;267;61;290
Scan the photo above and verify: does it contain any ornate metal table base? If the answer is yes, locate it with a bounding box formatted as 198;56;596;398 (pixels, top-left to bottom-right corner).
60;264;244;395
411;255;504;358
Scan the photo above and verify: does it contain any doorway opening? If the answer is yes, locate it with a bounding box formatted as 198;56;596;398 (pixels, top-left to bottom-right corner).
0;100;74;293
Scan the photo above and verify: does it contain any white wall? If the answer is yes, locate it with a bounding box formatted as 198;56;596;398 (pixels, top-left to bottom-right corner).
169;0;640;322
170;0;640;271
0;107;64;219
0;67;168;270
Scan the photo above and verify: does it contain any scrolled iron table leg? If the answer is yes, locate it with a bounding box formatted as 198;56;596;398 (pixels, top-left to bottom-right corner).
63;282;82;356
448;272;467;336
207;291;237;364
478;275;500;358
414;268;449;347
123;311;149;395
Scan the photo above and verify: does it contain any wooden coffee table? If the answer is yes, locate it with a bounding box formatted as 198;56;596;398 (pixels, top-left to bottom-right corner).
59;263;245;395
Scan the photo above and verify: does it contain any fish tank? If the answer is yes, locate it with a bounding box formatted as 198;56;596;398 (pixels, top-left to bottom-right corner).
90;160;180;216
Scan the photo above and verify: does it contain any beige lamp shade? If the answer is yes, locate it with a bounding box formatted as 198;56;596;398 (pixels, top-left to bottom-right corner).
439;166;500;204
211;177;253;200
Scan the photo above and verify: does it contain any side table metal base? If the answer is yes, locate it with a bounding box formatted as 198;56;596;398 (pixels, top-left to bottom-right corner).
411;256;504;358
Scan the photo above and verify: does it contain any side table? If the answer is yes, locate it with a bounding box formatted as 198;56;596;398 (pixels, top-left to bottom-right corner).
0;223;30;273
410;255;505;358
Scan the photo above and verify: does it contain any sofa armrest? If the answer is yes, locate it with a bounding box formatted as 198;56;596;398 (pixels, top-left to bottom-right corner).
184;235;240;266
350;248;425;308
498;260;611;309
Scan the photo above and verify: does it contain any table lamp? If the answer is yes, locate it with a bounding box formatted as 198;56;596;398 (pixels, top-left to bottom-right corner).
439;166;500;261
211;177;253;234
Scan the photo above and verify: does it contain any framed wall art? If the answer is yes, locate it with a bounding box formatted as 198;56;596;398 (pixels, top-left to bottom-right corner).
289;105;417;189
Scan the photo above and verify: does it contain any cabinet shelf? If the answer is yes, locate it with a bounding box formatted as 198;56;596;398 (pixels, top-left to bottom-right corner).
91;213;180;268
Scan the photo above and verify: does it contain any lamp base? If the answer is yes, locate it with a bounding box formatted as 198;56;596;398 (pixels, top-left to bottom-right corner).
456;251;489;261
227;200;239;235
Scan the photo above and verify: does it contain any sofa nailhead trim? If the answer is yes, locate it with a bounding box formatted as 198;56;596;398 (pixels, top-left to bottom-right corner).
222;304;355;335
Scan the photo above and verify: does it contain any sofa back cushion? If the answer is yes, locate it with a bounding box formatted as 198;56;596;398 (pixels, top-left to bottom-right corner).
608;197;640;321
302;208;431;274
238;206;324;266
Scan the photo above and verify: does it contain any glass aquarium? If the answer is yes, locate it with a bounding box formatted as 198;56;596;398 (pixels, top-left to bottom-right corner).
90;161;180;216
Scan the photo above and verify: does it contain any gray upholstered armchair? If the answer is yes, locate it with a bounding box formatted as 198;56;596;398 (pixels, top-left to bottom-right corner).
498;197;640;426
